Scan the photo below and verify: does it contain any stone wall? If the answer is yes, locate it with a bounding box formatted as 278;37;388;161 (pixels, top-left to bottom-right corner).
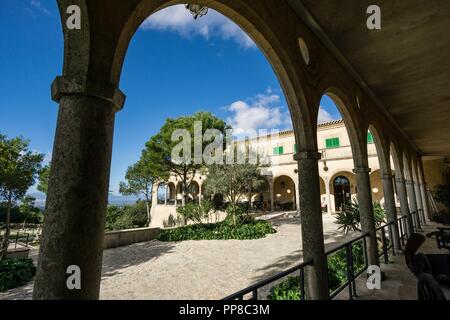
103;227;160;249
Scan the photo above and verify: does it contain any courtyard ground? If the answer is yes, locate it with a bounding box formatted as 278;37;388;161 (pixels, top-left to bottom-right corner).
1;213;354;300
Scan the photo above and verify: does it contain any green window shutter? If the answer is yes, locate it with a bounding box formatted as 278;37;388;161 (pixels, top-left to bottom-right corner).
273;146;284;155
294;144;298;154
367;132;374;144
325;137;340;148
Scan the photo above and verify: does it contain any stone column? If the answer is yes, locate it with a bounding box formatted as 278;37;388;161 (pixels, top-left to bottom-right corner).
396;177;414;236
418;159;431;220
270;181;275;212
325;181;332;214
33;76;125;300
420;183;431;220
164;185;168;205
381;174;401;250
353;166;380;267
414;182;424;224
296;151;328;300
406;180;420;230
199;182;203;204
293;180;299;210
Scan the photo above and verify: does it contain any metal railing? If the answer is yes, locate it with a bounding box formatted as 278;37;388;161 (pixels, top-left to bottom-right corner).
326;233;369;300
222;259;312;300
397;214;409;248
224;218;407;301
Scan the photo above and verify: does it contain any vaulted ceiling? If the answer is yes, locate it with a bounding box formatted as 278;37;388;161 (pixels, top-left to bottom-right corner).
291;0;450;156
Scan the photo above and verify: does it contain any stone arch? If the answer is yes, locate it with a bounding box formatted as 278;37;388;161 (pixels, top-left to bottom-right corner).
107;0;315;149
402;152;413;181
322;89;366;168
157;182;167;204
368;124;391;175
166;182;176;204
390;141;404;178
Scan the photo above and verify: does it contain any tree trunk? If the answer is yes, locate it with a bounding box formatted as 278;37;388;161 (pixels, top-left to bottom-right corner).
0;195;12;260
145;200;151;227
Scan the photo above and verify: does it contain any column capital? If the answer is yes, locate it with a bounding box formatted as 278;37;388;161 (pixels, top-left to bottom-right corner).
293;151;322;161
395;177;406;184
51;76;126;111
353;166;371;174
381;173;394;180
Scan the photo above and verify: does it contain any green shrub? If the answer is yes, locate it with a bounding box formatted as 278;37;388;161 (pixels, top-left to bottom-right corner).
105;202;148;231
158;220;276;241
335;201;386;234
177;201;214;225
0;258;36;292
267;276;301;300
267;242;365;300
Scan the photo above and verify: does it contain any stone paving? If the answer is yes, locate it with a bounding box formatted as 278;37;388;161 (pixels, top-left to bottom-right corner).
335;221;450;300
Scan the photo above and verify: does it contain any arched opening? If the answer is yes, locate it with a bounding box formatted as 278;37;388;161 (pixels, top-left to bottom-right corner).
187;181;200;203
317;93;361;213
157;183;167;204
34;0;334;300
369;169;383;203
166;182;176;205
333;175;352;211
273;175;296;211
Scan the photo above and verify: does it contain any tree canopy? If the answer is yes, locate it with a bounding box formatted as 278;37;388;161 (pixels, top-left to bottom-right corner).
142;112;230;204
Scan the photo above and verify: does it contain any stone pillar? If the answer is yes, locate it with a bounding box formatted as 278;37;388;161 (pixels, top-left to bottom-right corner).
164;185;168;205
420;183;431;220
381;174;401;250
353;166;380;268
293;180;299;210
296;151;328;300
199;182;203;204
414;182;424;224
325;181;332;214
270;181;275;212
418;159;431;220
396;177;414;236
33;76;125;300
406;180;420;230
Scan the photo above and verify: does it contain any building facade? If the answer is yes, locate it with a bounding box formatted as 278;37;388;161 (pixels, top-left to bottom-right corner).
150;120;394;228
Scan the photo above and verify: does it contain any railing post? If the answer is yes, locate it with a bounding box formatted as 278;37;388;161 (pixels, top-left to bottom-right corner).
345;244;354;300
388;224;395;256
300;267;305;301
380;227;389;264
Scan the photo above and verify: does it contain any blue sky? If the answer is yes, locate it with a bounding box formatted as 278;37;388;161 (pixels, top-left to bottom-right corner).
0;2;341;196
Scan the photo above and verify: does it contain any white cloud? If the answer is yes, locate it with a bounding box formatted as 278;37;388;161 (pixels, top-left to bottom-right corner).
30;0;51;15
141;5;255;49
318;106;338;124
226;91;292;136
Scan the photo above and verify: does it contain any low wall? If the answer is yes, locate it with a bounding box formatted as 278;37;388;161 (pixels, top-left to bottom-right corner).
104;227;160;249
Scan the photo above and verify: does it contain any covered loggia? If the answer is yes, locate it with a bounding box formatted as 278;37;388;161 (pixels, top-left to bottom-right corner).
34;0;329;300
317;91;380;271
33;0;433;300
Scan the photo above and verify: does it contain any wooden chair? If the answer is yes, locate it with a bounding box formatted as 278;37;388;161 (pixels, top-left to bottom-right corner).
417;273;447;300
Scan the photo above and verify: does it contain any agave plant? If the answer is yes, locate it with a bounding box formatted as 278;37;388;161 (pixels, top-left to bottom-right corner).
335;200;386;234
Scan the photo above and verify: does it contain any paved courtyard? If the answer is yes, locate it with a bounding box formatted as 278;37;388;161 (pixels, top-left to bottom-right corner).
1;213;355;300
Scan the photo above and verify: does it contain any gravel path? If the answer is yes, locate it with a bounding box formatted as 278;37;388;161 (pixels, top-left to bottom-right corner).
1;214;353;300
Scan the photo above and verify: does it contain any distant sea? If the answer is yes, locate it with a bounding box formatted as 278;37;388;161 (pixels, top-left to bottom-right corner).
29;193;139;210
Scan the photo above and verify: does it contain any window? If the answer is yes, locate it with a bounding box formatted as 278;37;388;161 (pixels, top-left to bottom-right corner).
367;132;374;144
325;137;340;148
273;146;284;155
